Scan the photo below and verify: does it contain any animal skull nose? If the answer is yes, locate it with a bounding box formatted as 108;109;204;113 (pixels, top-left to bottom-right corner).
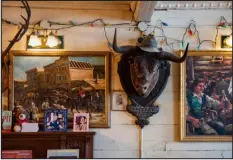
139;77;147;84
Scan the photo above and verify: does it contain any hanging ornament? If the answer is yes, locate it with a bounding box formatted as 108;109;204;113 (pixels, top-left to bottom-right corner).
188;29;193;36
221;25;228;28
90;23;94;27
197;45;200;50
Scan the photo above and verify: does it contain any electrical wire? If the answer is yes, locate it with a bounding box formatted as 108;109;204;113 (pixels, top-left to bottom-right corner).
2;16;232;53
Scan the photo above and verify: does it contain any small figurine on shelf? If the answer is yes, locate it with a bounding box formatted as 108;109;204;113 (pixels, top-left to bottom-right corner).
12;101;20;120
30;101;39;122
13;105;30;132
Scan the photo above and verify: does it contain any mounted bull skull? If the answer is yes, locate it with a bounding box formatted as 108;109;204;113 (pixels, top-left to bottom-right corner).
110;29;189;128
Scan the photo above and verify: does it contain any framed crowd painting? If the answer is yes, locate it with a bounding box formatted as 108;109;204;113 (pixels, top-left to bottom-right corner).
180;50;232;141
9;51;110;128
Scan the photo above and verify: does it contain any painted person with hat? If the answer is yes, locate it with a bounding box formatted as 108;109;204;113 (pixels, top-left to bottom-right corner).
186;78;226;135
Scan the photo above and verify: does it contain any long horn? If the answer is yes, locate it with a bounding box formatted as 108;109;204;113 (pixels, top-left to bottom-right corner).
157;43;189;63
109;28;134;54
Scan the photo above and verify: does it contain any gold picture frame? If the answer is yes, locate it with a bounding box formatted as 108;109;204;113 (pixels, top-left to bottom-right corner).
9;50;111;128
180;50;232;141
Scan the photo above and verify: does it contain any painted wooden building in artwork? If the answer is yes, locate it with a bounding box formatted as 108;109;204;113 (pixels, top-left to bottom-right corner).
192;56;232;83
25;67;44;91
13;79;27;102
25;56;94;90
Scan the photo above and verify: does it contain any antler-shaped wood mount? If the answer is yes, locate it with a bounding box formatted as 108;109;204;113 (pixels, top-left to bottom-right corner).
2;1;31;93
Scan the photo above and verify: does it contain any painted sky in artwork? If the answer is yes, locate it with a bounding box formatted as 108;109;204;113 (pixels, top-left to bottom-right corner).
13;56;105;80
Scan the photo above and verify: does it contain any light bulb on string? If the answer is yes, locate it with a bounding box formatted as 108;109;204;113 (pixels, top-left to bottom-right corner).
218;22;226;27
90;23;94;27
162;22;168;26
181;41;184;49
188;29;193;36
219;22;225;26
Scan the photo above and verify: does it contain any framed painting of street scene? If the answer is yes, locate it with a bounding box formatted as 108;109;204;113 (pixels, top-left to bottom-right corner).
9;51;110;128
180;50;232;141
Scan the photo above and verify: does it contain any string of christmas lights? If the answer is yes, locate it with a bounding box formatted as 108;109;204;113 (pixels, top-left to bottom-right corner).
2;16;232;55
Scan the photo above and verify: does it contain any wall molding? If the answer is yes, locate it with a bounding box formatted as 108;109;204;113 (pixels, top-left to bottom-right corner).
155;1;232;10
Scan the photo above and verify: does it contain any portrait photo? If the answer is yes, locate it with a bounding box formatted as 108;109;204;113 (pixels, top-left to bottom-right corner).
73;113;89;132
180;50;232;141
112;91;128;111
44;109;68;131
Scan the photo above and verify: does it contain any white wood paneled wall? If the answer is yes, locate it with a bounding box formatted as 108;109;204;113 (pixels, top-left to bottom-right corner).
2;5;232;158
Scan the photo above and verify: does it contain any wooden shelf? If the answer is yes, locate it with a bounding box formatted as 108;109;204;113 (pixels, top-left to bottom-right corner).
2;132;95;159
2;131;95;136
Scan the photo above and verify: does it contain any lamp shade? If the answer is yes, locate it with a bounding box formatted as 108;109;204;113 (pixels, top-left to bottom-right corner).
28;35;42;47
46;35;61;48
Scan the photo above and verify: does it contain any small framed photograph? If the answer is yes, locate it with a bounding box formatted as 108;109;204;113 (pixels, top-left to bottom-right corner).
44;109;68;131
112;91;128;111
73;113;89;132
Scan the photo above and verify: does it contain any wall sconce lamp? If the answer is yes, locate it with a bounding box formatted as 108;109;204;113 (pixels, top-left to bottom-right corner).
46;31;62;48
28;31;42;47
221;34;232;48
27;30;64;49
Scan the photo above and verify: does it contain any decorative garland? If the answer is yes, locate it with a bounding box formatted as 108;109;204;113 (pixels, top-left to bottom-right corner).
2;16;232;53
